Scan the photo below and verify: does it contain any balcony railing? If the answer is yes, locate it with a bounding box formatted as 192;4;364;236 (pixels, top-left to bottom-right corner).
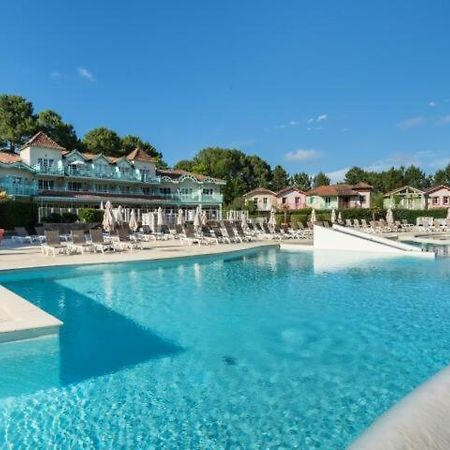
0;178;37;196
33;165;161;184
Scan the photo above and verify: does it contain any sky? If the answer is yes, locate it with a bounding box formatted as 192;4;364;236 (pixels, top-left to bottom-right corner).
1;0;450;181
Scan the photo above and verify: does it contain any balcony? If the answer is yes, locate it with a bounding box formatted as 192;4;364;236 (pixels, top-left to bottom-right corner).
0;178;37;196
33;164;161;184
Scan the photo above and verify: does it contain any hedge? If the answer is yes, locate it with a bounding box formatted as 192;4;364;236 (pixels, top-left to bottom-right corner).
275;208;448;225
392;208;448;224
0;200;38;230
78;208;104;223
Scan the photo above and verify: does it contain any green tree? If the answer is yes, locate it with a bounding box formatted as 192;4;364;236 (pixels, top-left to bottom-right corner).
174;159;194;171
404;165;429;189
290;172;312;191
434;164;450;185
313;171;331;187
0;94;36;150
82;127;122;156
344;167;367;185
36;109;80;150
271;165;289;191
244;155;272;189
381;167;405;192
121;134;160;158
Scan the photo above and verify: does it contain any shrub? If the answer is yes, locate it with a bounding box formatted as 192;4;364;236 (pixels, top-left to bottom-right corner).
78;208;104;223
61;212;79;223
42;213;63;223
393;208;447;224
0;200;38;230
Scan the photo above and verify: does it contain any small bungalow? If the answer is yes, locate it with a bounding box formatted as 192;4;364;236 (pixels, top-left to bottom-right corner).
276;186;307;210
307;182;372;210
243;187;278;212
425;185;450;209
383;186;426;210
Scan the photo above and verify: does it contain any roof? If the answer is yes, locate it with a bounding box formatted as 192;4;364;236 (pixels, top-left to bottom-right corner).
276;186;306;197
22;131;66;151
352;181;373;190
383;185;426;197
0;151;22;164
243;187;277;197
126;147;155;162
157;168;225;184
308;184;359;196
425;184;450;194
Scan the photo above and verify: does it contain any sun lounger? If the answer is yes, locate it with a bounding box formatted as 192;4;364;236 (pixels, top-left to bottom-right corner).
182;225;208;245
12;227;39;244
90;229;113;253
69;230;94;254
113;228;143;251
41;230;68;256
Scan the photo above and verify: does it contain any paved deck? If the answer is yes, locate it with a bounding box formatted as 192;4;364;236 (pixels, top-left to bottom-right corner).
0;239;283;272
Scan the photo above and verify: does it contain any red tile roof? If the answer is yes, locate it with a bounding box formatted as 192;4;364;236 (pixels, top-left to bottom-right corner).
126;147;155;162
243;187;277;197
276;186;306;197
0;151;22;164
425;184;450;194
308;183;373;196
22;131;66;151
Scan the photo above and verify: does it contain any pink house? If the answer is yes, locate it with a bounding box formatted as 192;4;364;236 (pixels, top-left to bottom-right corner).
276;186;307;210
426;185;450;208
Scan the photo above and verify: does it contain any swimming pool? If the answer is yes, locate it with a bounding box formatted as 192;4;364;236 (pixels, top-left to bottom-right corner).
0;248;449;449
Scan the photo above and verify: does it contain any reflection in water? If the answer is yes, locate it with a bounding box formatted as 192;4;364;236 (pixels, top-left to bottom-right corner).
313;249;400;273
0;280;183;395
0;335;60;398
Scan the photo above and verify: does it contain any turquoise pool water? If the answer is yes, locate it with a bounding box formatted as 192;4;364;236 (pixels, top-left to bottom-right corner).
0;248;449;449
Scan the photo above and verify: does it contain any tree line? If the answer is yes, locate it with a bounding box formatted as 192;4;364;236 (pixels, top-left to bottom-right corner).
0;94;164;164
2;94;450;207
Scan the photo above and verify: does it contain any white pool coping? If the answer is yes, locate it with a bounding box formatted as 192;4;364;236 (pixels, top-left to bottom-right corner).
350;365;450;449
0;285;62;343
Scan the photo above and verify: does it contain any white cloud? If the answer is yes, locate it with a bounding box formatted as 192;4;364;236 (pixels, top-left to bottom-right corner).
396;117;425;130
436;115;450;126
77;67;95;81
289;120;299;126
50;71;62;79
307;114;328;124
428;101;437;107
285;149;321;162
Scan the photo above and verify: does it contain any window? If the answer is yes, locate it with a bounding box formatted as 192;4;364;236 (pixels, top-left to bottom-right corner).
282;197;287;204
68;182;82;191
432;197;439;205
325;197;331;206
160;187;171;195
37;158;54;171
142;187;151;195
263;197;268;206
444;196;449;205
360;195;366;204
38;179;54;190
96;184;108;193
295;197;300;206
203;188;214;195
12;176;23;185
181;188;193;195
309;197;314;204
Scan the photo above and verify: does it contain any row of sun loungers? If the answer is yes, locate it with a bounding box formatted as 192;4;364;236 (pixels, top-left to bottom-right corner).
342;218;450;234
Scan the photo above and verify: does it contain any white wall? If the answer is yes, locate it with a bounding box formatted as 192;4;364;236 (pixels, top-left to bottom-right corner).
20;146;62;167
313;225;434;257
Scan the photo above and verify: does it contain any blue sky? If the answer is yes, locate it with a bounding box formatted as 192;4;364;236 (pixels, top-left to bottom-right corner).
1;0;450;180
